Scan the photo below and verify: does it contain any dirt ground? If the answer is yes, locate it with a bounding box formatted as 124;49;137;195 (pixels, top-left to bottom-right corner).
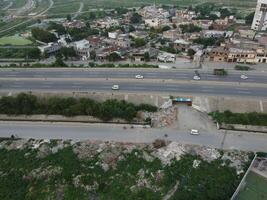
173;104;217;133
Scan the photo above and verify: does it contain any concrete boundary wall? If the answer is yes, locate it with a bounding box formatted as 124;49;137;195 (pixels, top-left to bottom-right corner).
220;124;267;133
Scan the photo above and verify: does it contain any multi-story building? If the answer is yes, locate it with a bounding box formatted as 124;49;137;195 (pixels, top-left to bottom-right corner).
251;0;267;31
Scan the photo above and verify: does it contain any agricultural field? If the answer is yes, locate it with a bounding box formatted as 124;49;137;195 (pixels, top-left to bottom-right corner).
237;171;267;200
0;35;32;45
47;2;80;15
0;138;253;200
48;0;257;11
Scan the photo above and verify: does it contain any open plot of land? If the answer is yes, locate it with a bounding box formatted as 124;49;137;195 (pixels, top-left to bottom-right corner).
0;139;252;200
47;2;80;15
0;35;32;45
237;171;267;200
10;0;28;9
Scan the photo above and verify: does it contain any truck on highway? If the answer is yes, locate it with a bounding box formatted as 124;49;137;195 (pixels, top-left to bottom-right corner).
213;69;228;76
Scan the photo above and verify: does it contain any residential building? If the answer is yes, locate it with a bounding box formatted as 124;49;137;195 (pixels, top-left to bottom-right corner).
115;34;131;48
108;31;120;39
238;29;256;39
72;39;90;60
228;48;256;63
157;52;176;62
129;31;149;39
207;46;257;64
38;43;61;55
174;39;191;52
63;20;86;29
162;29;181;41
251;0;267;31
256;47;267;63
208;47;228;62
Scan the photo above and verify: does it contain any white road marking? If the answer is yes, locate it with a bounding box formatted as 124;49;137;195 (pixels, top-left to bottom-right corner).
201;89;214;93
237;91;251;94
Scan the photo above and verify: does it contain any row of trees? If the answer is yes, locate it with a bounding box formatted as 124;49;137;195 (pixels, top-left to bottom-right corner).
210;110;267;126
0;48;41;59
0;93;157;121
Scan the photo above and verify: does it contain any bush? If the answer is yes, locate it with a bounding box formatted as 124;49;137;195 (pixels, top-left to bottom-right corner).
235;65;250;71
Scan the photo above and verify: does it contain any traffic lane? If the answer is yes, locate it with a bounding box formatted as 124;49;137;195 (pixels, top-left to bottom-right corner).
2;69;267;83
1;122;267;152
0;79;266;97
223;131;267;152
0;122;225;149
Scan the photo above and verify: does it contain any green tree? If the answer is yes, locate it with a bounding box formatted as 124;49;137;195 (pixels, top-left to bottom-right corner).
108;52;121;62
27;48;41;59
134;38;146;47
67;14;72;21
130;13;142;24
144;52;150;62
31;28;57;43
245;12;255;25
187;49;196;59
59;47;77;60
90;50;96;61
179;24;202;33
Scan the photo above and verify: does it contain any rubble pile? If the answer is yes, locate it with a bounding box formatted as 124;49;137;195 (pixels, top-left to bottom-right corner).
152;142;186;165
25;166;62;181
142;106;177;128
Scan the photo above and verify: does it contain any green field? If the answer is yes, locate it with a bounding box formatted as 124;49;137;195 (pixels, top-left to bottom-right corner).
237;172;267;200
49;0;257;10
0;35;32;46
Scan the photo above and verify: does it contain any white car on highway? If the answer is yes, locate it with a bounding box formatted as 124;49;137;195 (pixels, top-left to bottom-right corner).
112;85;120;90
193;76;201;80
135;75;144;79
240;75;248;80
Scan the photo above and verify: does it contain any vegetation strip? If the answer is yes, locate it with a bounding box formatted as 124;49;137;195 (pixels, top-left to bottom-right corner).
0;93;157;121
210;111;267;126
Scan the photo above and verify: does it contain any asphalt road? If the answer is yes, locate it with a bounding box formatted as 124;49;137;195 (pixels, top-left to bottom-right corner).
1;69;267;84
0;121;266;152
0;79;267;97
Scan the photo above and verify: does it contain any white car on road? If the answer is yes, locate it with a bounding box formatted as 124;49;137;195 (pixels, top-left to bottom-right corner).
112;85;120;90
135;75;144;79
240;75;248;80
193;76;201;80
190;129;199;135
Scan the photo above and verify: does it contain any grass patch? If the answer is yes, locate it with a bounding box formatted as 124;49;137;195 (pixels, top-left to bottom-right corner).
237;171;267;200
0;35;32;46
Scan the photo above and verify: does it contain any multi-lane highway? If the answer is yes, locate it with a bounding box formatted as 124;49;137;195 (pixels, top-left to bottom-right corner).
1;68;267;97
0;79;267;97
1;68;267;84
